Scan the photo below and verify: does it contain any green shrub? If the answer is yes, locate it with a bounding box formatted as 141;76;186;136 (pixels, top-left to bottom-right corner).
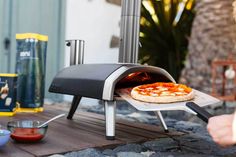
139;0;195;80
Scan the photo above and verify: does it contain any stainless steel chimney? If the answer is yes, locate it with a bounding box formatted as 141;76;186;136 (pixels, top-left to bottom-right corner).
119;0;141;63
66;39;85;65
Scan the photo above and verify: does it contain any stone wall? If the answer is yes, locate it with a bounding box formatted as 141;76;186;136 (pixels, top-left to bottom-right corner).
179;0;236;93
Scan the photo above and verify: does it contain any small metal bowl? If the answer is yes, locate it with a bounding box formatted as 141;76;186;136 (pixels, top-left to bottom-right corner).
7;120;48;142
0;129;11;147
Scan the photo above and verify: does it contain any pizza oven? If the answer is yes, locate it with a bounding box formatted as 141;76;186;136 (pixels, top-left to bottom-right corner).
49;63;220;140
49;64;175;100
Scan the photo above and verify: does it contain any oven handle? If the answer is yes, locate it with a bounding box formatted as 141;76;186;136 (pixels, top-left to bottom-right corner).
186;102;213;123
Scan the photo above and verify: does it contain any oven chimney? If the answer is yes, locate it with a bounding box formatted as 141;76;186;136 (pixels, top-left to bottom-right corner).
66;39;85;65
119;0;141;64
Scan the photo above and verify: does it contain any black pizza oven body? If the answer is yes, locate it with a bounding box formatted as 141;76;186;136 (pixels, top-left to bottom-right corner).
49;64;176;100
49;63;176;140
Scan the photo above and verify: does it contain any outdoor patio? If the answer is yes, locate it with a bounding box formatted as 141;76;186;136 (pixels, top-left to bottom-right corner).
1;0;236;157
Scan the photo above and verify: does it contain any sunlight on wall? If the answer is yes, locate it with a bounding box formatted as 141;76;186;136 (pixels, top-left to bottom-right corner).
65;0;121;66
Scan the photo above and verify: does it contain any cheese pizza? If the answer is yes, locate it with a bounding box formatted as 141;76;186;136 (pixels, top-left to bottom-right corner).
131;82;194;103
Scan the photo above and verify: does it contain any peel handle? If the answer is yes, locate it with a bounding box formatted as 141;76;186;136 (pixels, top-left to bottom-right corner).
186;102;213;123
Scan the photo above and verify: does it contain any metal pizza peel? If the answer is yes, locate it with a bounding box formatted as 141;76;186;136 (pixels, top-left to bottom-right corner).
115;88;221;122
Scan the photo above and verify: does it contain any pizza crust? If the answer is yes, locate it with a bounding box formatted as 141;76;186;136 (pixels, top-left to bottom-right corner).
131;84;195;103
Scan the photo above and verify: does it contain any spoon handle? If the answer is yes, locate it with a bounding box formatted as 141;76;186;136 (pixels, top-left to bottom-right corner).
38;113;66;128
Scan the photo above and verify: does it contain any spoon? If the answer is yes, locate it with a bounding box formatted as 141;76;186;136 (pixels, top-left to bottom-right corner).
37;113;66;128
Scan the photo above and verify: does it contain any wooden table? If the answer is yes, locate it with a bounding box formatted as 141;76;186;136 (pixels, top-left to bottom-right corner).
0;105;184;157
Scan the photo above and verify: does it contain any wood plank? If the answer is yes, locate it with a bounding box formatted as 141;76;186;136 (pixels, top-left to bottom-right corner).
0;142;34;157
42;106;183;144
45;105;183;136
33;109;147;143
77;110;184;136
0;105;184;157
5;113;123;156
15;109;179;141
75;116;168;139
42;106;176;139
1;114;95;156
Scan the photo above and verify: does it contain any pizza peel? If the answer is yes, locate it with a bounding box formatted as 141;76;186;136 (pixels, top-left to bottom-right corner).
115;88;221;123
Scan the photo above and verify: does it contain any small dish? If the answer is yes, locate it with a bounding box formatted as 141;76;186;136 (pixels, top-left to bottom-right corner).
7;120;48;142
0;129;11;147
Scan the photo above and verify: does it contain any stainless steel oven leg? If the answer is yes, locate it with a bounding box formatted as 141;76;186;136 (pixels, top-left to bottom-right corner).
155;111;169;132
104;101;116;140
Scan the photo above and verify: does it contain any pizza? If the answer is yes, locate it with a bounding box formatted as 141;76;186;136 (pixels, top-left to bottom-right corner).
131;82;194;103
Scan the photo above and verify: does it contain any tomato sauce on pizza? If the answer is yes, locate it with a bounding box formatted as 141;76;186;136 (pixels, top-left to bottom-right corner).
131;82;194;103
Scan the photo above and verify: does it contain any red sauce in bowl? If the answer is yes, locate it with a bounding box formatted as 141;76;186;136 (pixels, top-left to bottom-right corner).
11;128;44;142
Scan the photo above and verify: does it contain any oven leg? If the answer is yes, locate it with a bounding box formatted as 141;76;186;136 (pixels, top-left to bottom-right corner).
104;101;116;140
67;95;82;119
155;111;169;133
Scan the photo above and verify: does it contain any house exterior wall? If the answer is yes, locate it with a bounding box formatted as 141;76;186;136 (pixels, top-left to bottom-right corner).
65;0;121;66
64;0;121;102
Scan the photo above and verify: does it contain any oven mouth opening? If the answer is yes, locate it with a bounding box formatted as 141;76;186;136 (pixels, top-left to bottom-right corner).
115;72;173;90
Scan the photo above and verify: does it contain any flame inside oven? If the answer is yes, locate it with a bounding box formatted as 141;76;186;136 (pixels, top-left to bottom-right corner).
116;72;153;89
116;71;173;89
125;72;151;82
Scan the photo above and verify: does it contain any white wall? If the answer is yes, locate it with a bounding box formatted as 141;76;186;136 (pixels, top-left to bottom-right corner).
65;0;121;65
64;0;121;102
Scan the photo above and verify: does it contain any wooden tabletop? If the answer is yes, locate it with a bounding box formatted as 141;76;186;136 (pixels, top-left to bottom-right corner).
0;105;184;157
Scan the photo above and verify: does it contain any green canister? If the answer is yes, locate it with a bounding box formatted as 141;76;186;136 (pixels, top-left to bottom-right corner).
15;33;48;112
